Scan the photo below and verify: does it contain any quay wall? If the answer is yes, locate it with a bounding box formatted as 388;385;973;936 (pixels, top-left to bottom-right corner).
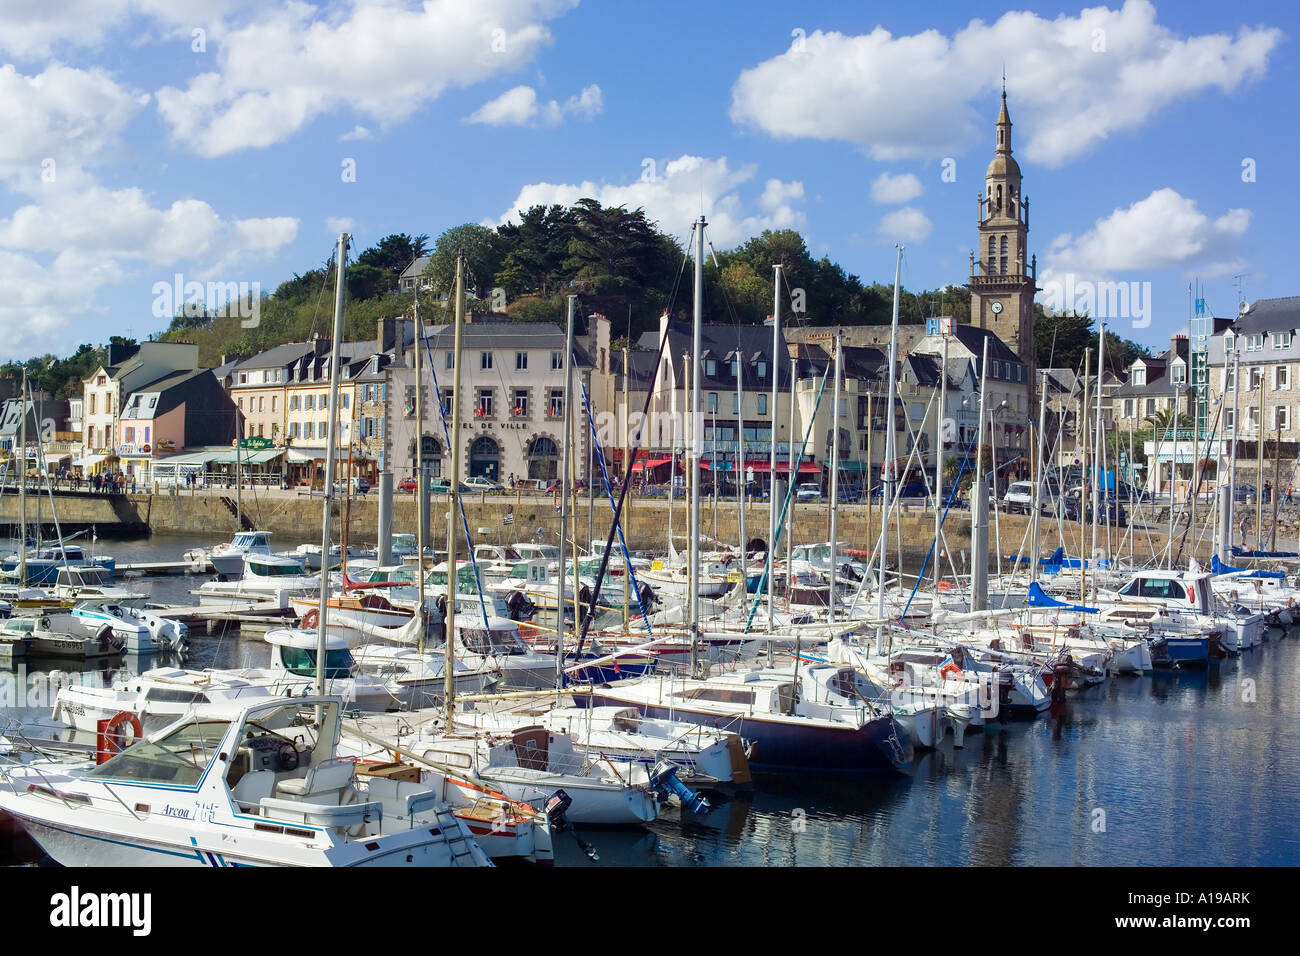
1;487;1239;566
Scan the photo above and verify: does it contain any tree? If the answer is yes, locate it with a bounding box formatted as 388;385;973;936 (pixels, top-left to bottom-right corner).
1143;406;1193;434
356;233;430;294
494;205;577;299
426;224;504;299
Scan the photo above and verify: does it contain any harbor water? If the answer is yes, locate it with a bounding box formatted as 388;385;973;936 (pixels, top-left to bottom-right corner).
3;533;1298;867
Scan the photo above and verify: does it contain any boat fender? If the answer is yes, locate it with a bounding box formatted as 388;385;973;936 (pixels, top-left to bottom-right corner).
300;608;318;629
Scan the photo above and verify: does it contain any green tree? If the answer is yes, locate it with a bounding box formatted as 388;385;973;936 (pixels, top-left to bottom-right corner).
427;224;504;299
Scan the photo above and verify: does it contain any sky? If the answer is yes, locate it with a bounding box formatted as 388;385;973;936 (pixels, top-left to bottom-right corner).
0;0;1294;363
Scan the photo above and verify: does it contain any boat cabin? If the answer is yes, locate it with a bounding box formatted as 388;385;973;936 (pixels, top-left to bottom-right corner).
266;629;357;680
1112;571;1214;614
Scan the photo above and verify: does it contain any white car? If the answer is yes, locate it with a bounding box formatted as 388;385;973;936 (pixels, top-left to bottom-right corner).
796;482;824;501
1003;481;1035;514
463;476;501;493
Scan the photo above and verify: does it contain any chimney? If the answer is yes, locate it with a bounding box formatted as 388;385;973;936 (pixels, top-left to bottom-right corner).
377;316;397;355
312;334;331;356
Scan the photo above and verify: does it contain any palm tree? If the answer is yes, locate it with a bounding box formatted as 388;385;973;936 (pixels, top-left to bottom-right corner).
1143;406;1193;435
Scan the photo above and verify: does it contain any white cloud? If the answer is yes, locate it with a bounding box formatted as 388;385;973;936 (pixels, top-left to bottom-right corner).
466;83;602;126
1042;187;1250;280
0;1;260;59
326;217;356;234
878;207;932;243
156;0;580;157
492;155;806;247
730;0;1281;166
0;63;147;180
340;125;371;142
869;172;924;204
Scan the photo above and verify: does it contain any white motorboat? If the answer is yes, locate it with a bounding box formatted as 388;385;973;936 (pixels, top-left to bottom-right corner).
0;695;493;867
69;602;187;653
196;553;320;608
52;668;282;734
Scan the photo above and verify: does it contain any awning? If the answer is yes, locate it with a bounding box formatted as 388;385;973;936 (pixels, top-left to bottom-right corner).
73;454;107;469
630;457;673;472
832;461;867;473
746;461;820;474
155;450;223;467
286;446;327;463
210;448;284;466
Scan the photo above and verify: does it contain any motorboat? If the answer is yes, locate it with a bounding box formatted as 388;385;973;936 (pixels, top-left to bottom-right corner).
196;553;319;609
0;695;493;866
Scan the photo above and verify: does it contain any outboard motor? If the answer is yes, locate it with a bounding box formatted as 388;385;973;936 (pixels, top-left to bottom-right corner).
650;761;711;814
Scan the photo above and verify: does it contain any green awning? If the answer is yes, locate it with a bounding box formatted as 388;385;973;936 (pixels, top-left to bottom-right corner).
833;461;867;473
210;448;284;466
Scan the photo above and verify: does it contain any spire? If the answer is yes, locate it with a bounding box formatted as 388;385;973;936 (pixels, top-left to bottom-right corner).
996;83;1012;154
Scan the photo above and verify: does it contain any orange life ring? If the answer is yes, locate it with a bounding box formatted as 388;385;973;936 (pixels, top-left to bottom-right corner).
1186;586;1196;603
96;710;143;764
300;608;319;629
937;580;953;592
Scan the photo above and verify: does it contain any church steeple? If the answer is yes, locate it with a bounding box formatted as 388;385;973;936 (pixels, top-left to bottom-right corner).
995;87;1012;154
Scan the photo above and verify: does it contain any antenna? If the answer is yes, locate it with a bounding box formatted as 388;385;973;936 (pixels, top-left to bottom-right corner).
1233;273;1248;313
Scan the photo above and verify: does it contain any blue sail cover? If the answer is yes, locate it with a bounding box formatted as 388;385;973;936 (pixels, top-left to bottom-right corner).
1026;581;1099;614
1231;545;1299;559
1040;547;1065;566
1212;554;1286;579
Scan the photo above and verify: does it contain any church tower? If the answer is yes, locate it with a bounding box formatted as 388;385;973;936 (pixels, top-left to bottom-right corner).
969;87;1037;385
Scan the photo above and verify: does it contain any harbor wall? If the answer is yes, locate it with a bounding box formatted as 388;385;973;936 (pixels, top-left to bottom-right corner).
2;486;1241;565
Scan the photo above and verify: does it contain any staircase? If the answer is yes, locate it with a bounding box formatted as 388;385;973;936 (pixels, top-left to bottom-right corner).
219;496;256;531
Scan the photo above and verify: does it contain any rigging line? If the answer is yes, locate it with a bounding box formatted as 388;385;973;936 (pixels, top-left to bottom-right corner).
577;376;653;638
419;325;491;632
571;309;678;664
743;358;833;633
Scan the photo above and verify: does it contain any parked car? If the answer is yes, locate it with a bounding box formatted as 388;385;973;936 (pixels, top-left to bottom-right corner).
796;482;824;501
1003;481;1035;514
871;479;932;501
1234;483;1257;502
396;475;418;493
463;476;501;493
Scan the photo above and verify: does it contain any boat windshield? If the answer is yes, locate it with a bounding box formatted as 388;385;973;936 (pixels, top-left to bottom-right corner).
250;561;304;578
278;646;354;679
461;626;528;656
85;719;229;787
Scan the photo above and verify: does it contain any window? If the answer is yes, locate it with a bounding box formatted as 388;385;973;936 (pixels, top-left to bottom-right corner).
341;394;349;409
756;361;767;380
1274;332;1292;349
89;394;96;414
513;389;529;417
551;351;563;370
1224;409;1235;433
1224;367;1236;391
1277;366;1290;390
446;352;454;370
706;359;717;377
290;422;300;439
320;394;329;410
516;352;528;371
304;422;313;439
548;389;564;418
1225;333;1235;353
732;393;740;413
237;397;244;411
757;394;768;415
1247;406;1260;431
319;420;327;439
1250;367;1264;390
1171;363;1185;385
97;375;106;386
707;392;718;413
477;389;494;417
271;396;277;412
442;389;454;416
1276;406;1290;430
1131;366;1146;387
1145;398;1156;416
1248;334;1264;352
480;352;493;370
730;359;739;377
150;396;158;409
304;395;314;410
125;427;135;443
1123;398;1134;418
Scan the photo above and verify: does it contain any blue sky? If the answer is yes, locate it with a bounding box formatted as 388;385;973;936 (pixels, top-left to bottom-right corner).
0;0;1294;362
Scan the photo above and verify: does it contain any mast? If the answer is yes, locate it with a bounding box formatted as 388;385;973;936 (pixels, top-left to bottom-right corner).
767;264;782;632
18;367;27;585
736;336;746;586
1079;348;1090;594
1090;321;1105;572
313;232;349;696
1031;370;1047;583
414;296;426;653
444;255;466;719
828;328;842;625
622;346;631;633
689;216;704;672
934;332;947;593
1228;349;1240;549
555;294;575;687
1256;382;1265;547
876;245;903;648
970;336;991;612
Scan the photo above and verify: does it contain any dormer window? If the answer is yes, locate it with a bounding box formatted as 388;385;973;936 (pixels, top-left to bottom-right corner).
756;360;767;380
1273;331;1292;350
1171;363;1185;385
1131;365;1146;387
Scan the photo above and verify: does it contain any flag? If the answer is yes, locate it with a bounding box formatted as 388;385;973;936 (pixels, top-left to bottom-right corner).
503;510;514;525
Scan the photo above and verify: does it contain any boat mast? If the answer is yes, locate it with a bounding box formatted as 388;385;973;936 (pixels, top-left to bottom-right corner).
736;332;746;588
934;331;948;593
828;328;842;625
1031;369;1047;584
445;255;466;719
623;345;631;633
1090;320;1105;573
18;366;27;585
689;216;704;673
876;245;903;649
970;336;991;613
1228;349;1240;549
414;295;426;653
313;232;349;696
767;264;782;639
555;294;575;687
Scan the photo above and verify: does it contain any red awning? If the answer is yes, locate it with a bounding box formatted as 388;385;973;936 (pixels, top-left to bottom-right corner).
631;457;673;472
746;461;820;474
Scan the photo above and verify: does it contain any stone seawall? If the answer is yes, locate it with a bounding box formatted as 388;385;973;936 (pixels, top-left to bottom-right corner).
3;486;1221;565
